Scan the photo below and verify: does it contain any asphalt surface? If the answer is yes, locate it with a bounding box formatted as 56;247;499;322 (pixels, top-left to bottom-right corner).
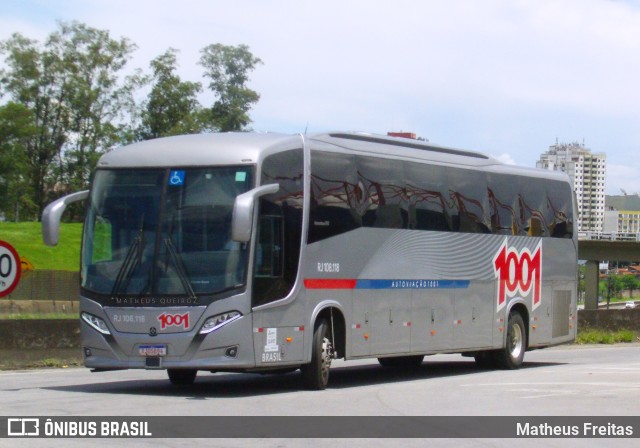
1;343;639;447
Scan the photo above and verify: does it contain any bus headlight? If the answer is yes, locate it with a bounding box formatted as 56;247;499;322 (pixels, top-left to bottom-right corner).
199;311;242;334
81;312;111;335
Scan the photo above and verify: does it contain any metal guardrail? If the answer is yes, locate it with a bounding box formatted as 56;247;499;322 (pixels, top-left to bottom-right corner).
578;231;640;242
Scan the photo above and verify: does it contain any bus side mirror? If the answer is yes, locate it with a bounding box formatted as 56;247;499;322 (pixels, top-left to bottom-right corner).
231;184;280;243
42;190;89;246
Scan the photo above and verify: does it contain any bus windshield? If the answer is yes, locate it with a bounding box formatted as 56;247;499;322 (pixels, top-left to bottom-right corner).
81;166;254;299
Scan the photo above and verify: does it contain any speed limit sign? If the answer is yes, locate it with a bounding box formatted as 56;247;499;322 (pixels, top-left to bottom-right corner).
0;240;21;298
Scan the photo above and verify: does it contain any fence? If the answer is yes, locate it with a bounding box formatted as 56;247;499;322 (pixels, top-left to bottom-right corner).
579;231;640;241
578;308;640;331
0;270;79;315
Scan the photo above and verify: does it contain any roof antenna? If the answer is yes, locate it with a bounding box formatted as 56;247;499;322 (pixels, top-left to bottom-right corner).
304;123;308;135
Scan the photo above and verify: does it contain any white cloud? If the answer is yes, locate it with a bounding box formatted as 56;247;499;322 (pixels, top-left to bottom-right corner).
607;163;640;196
493;153;517;165
1;0;640;187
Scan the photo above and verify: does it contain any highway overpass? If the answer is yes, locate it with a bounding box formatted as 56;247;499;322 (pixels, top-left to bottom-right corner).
579;239;640;310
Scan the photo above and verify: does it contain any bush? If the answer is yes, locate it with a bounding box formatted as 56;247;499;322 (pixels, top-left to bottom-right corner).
576;328;637;344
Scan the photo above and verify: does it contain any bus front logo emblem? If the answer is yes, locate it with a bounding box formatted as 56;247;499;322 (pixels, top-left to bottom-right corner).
157;312;189;330
493;240;542;312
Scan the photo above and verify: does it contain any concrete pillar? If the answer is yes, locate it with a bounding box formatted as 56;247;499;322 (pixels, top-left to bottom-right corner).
584;260;599;310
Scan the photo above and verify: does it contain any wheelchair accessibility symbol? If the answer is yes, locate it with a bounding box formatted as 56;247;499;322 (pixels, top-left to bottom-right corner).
169;170;185;186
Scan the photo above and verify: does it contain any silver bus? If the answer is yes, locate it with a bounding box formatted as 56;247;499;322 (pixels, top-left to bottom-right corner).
42;132;577;389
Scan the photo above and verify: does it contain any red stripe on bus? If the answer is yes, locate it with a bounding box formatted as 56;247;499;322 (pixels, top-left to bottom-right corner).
304;279;358;289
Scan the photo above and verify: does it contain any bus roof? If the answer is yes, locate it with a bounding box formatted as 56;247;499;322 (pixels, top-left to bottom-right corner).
311;132;570;183
313;132;492;162
97;132;300;168
96;131;569;184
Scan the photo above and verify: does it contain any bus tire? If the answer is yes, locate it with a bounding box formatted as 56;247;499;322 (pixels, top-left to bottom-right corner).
167;368;197;385
495;311;526;369
378;355;424;368
301;318;333;390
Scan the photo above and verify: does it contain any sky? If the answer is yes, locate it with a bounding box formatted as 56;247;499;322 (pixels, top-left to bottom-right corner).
1;0;640;195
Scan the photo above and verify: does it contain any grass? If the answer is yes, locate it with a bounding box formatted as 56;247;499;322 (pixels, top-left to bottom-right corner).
35;358;82;368
0;349;83;370
0;222;82;271
575;328;638;344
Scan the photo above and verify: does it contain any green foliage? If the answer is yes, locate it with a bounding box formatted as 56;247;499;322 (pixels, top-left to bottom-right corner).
136;44;263;138
0;352;83;370
0;102;38;220
199;44;263;131
0;222;81;271
599;273;640;300
137;48;203;139
621;274;639;298
0;21;139;218
1;21;263;222
576;328;637;344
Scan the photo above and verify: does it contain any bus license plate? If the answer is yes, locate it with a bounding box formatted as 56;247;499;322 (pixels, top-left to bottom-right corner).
139;345;167;357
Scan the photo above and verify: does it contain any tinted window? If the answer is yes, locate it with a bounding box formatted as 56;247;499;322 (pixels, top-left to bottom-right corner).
406;162;451;231
309;152;362;243
82;167;253;300
252;149;304;307
357;156;408;229
308;151;573;242
447;168;491;234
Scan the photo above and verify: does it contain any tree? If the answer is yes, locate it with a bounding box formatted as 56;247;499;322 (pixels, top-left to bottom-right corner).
0;32;69;218
199;44;262;132
1;22;265;221
138;48;202;140
608;274;623;300
578;264;585;303
621;274;639;299
48;22;139;193
0;21;138;218
0;102;38;220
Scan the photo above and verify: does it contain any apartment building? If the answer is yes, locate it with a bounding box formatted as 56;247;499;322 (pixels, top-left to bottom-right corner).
603;195;640;234
536;142;606;232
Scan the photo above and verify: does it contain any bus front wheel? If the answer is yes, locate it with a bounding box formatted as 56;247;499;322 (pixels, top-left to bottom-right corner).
495;311;526;369
301;318;333;390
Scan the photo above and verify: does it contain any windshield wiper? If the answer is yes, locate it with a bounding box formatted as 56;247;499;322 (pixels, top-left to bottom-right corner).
110;234;143;297
163;238;196;299
111;216;145;298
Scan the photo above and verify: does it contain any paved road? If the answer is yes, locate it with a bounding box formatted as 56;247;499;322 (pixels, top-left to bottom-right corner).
1;344;639;447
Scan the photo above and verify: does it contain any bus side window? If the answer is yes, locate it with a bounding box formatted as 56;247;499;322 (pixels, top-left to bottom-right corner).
252;148;304;307
255;215;283;278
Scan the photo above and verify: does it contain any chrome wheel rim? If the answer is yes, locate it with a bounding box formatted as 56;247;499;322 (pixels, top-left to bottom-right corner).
320;337;333;382
509;322;523;359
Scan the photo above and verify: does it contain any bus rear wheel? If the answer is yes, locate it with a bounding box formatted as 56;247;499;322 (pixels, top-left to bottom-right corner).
301;318;333;390
495;311;526;369
167;369;197;385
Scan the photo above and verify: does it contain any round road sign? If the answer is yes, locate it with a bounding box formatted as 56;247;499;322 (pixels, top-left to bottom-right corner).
0;240;21;298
